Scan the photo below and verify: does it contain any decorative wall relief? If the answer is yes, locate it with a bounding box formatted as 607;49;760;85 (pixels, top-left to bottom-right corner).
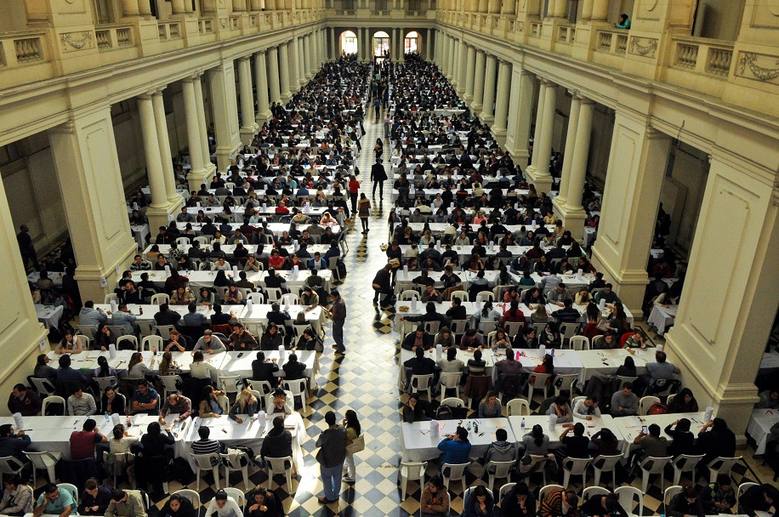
61;31;95;52
736;52;779;83
628;36;657;58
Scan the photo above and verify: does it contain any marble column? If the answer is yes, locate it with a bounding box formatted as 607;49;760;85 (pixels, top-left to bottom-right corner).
208;62;242;171
471;50;485;113
302;34;311;79
279;43;291;101
181;76;207;191
464;45;476;103
48;107;137;301
192;74;214;178
238;57;258;144
492;59;511;137
554;93;581;210
525;79;555;192
480;54;497;123
329;27;336;59
560;96;593;239
505;68;534;166
151;89;182;207
255;50;271;121
457;40;467;93
268;47;282;104
287;38;299;93
137;94;168;209
426;28;433;58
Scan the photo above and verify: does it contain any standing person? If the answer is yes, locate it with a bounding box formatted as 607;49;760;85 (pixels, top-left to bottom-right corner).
343;409;362;483
329;290;347;355
373;94;381;120
371;158;387;199
357;193;371;234
316;411;347;505
16;225;38;270
348;174;360;215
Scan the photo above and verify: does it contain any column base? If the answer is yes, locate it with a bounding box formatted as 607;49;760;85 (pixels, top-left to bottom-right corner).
464;94;473;104
240;125;258;145
471;101;483;113
166;193;185;215
146;203;178;240
554;202;587;241
187;167;211;192
590;247;648;316
508;148;530;168
480;113;494;124
664;330;759;443
74;244;136;303
256;110;272;125
524;164;553;193
216;144;239;172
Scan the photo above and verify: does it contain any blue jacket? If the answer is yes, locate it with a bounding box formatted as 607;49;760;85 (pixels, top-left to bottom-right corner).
437;438;471;465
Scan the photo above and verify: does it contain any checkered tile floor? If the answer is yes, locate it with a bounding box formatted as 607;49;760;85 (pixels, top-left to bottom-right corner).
123;103;773;516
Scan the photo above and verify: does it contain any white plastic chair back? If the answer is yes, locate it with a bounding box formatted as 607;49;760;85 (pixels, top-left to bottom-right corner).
265;288;282;302
707;456;742;484
172;489;201;508
504;320;524;338
24;451;60;486
672;453;705;485
42;395;67;416
582;486;611;501
562;457;591;487
281;293;299;305
638;395;661;415
116;335;138;351
104;293;118;304
554;374;578;396
265;455;294;489
400;290;420;301
640;456;673;492
663;485;683;508
569;336;589;350
438;371;462;401
441;461;470;491
526;372;552;401
74;334;90;351
737;482;759;510
538;483;564;501
191;453;222;490
506;398;530;416
410;374;434;399
223;487;246;507
498;481;516;503
151;293;170;305
0;456;25;476
57;483;78;504
176;236;191;246
282;378;309;410
399;460;427;500
449;319;468;336
449;290;468;303
486;460;514;492
160;375;183;398
559;322;579;347
141;335;163;352
29;377;57;396
616;375;638;388
221;452;250;489
592;454;623;488
440;397;465;408
615;485;644;516
155;325;175;340
519;454;548;484
423;320;440;335
94;376;118;391
476;291;494;303
247;292;265;304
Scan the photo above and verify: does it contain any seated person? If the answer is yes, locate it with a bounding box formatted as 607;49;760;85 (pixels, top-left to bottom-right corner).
401;327;434;351
131;380;160;415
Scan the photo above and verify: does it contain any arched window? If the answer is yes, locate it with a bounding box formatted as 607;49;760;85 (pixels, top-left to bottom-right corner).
373;31;391;61
340;30;358;56
404;31;420;55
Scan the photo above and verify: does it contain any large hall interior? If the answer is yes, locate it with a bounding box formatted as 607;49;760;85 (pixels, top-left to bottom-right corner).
0;0;777;515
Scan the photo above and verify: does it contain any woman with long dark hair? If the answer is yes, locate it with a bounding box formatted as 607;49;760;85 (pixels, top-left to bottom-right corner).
343;409;362;483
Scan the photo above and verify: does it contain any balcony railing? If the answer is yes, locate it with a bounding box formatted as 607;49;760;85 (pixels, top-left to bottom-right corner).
94;25;135;51
0;31;47;68
671;36;734;78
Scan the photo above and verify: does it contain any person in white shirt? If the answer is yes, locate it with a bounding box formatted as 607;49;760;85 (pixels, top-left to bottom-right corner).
573;396;601;420
190;351;219;383
204;490;243;517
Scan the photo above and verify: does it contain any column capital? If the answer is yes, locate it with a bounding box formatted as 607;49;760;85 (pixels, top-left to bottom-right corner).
575;93;593;104
540;78;556;87
137;92;154;101
256;48;267;56
239;55;251;63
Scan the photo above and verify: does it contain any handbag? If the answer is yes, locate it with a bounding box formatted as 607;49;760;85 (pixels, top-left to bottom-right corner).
345;434;365;455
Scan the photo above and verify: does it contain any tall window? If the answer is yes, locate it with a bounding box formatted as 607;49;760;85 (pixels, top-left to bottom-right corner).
373;31;390;61
340;30;358;55
404;31;419;55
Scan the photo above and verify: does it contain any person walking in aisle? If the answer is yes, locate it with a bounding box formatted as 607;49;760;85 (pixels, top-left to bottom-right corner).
371;159;387;200
358;193;371;234
329;290;347;355
343;409;363;483
317;411;347;505
348;174;360;215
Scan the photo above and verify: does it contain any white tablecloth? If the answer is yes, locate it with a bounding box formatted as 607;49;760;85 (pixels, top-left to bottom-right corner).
747;409;779;455
611;412;707;456
508;414;620;447
129;268;331;291
35;304;64;328
648;304;677;335
401;418;516;461
131;224;150;250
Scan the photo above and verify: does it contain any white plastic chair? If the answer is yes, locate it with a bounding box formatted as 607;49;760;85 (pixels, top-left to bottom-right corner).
558;322;579;347
77;325;97;340
154;324;175;340
281;293;299;305
449;290;468;302
193;236;210;246
538;483;564;501
265;455;294;490
638;395;661;416
506;398;530;416
616;375;638;389
116;335;138;351
104;293;118;304
498;481;515;503
737;482;759;510
485;460;514;492
42;395;67;416
639;455;673;492
57;483;78;504
151;293;170;305
399;460;427;500
0;456;26;479
441;461;469;492
94;376;118;392
104;451;134;487
438;371;462;401
526;371;552;401
172;489;201;508
191;453;222;490
423;320;440;335
24;451;61;486
141;335;163;352
440;397;465;408
28;377;57;396
283;378;309;411
582;485;611;501
409;373;434;399
503;320;524;338
569;336;589;350
666;393;676;406
518;454;548;485
74;334;90;351
562;457;591;487
159;375;183;399
221;451;250;489
246;292;265;304
591;454;623;488
707;456;742;484
223;487;245;508
265;287;282;303
400;290;420;301
664;485;683;509
554;374;578;397
449;319;468;337
475;290;494;303
218;374;242;396
615;485;643;517
176;236;191;246
672;453;705;485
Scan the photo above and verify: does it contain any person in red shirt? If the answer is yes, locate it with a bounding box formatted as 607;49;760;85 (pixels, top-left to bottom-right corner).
275;201;290;215
268;250;285;270
348;174;360;214
69;418;108;460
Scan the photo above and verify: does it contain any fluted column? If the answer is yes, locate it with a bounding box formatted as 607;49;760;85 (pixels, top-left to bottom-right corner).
192;74;214;177
457;40;467;93
492;60;511;137
268;47;282;104
480;54;497;123
302;34;311;79
137;94;167;209
239;57;257;144
526;79;556;192
255;50;271;121
296;36;305;87
288;38;299;93
279;43;291;101
561;97;594;238
471;50;485;112
529;80;547;171
555;93;581;210
464;45;476;103
151;89;181;206
181;77;207;191
505;68;534;165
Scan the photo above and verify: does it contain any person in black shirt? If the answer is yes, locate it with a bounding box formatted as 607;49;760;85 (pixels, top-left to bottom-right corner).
79;478;111;515
412;269;435;287
559;422;590;459
445;296;467;321
282;354;307;381
552;299;581;323
154;303;181;327
251;352;279;385
210;304;232;326
403;347;436;376
696;418;736;463
372;264;393;305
